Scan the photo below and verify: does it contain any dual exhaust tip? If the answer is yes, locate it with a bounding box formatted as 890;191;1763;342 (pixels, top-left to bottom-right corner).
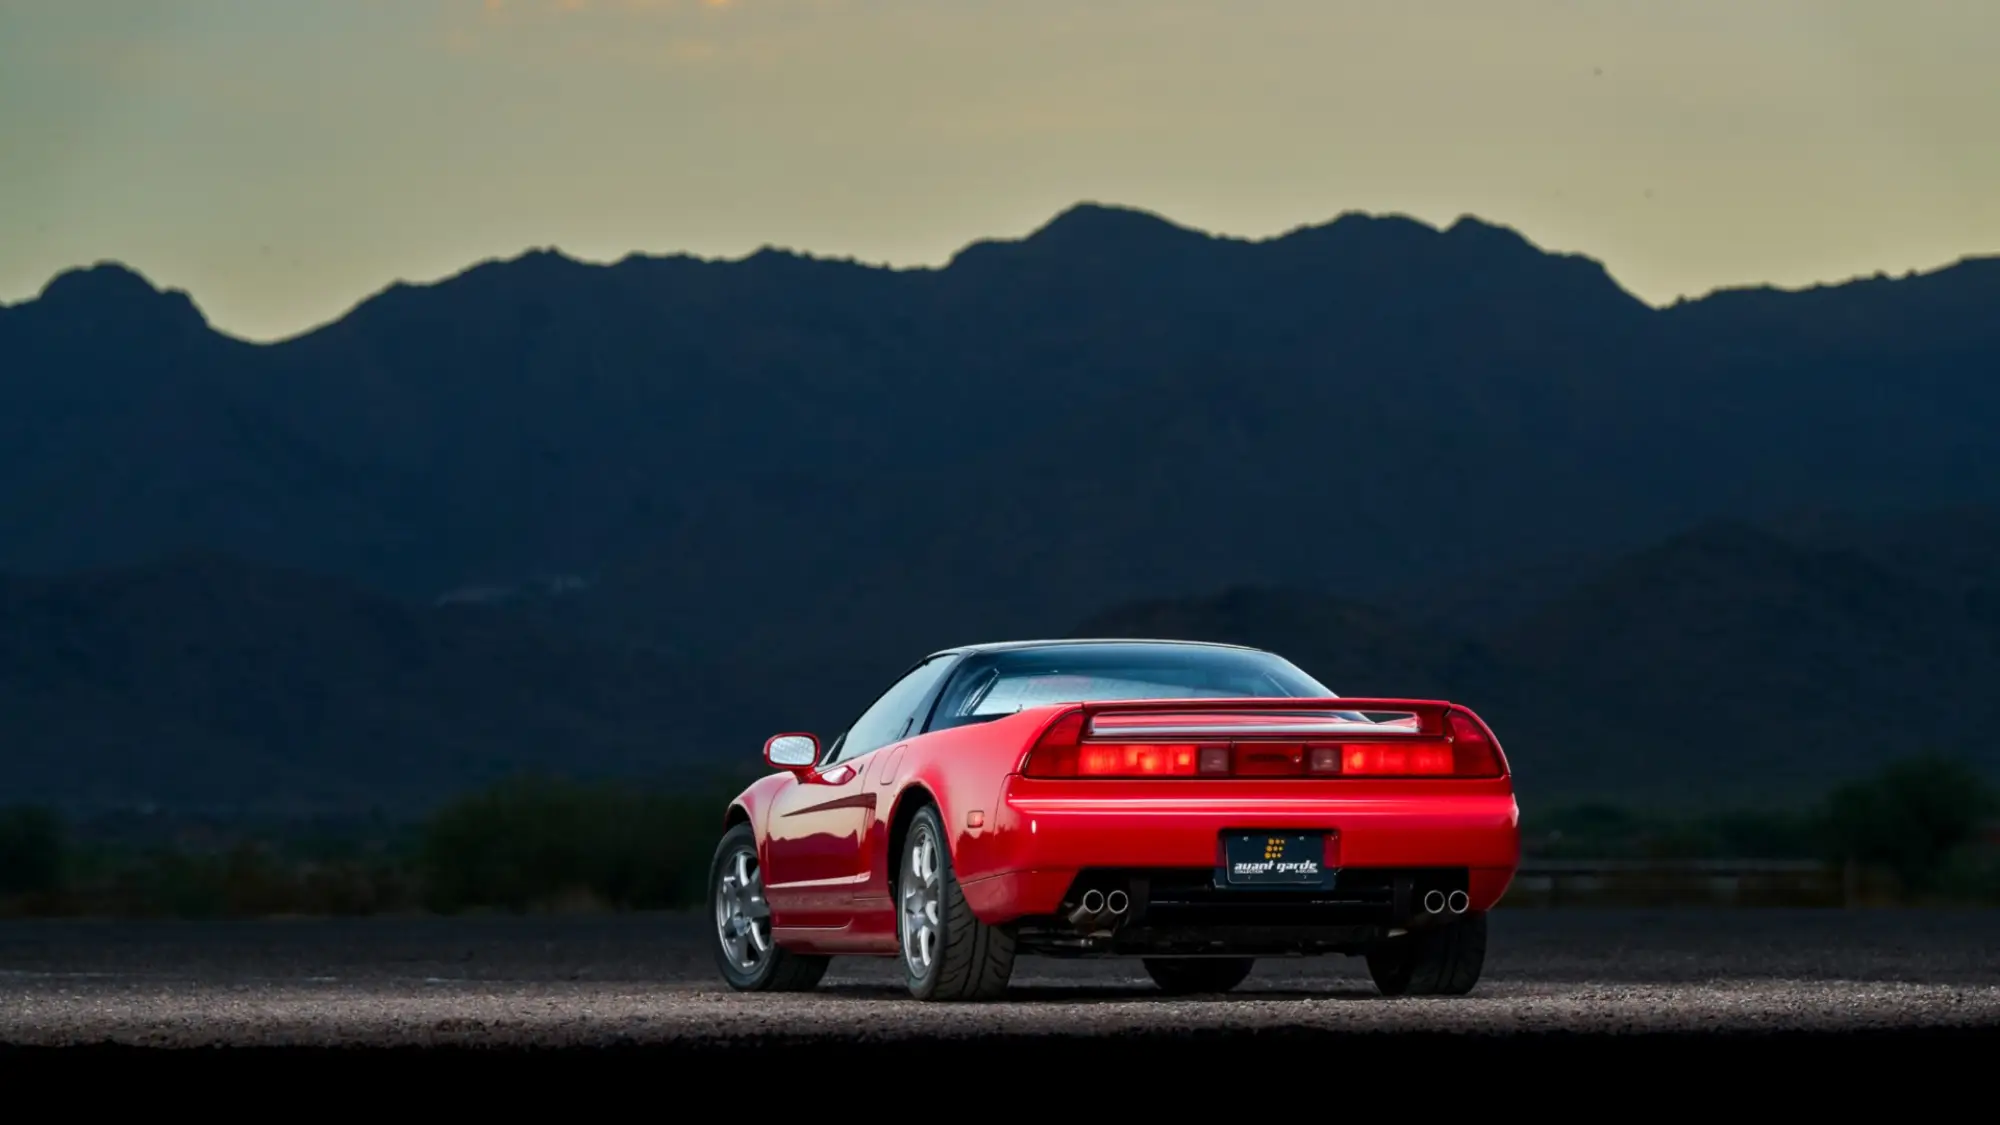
1068;888;1126;929
1079;888;1128;915
1423;889;1469;915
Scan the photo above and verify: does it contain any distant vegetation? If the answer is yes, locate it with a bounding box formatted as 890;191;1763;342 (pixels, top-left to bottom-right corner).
0;756;1993;920
1524;753;1997;884
0;778;735;919
417;779;719;912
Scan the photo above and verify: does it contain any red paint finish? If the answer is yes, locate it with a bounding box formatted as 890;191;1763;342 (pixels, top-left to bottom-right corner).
727;696;1521;956
761;756;875;929
875;744;907;786
989;776;1518;913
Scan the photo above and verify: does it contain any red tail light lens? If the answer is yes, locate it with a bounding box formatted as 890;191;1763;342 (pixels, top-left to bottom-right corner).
1445;707;1506;778
1079;744;1200;776
1021;707;1507;778
1021;710;1085;777
1023;712;1208;777
1334;742;1456;775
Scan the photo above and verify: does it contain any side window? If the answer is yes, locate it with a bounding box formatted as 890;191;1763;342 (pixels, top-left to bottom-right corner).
827;656;956;764
923;657;1000;733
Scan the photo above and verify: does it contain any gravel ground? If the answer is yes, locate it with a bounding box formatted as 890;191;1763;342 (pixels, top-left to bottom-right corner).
2;910;1998;1048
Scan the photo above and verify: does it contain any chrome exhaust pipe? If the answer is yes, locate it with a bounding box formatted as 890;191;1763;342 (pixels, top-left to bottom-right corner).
1067;888;1108;928
1423;889;1446;914
1105;890;1129;915
1447;890;1468;914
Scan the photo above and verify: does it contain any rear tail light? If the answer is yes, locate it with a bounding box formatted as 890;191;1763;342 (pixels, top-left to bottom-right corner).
1023;712;1219;777
1444;707;1507;778
1325;742;1456;775
1021;711;1084;776
1021;706;1508;779
1081;744;1201;776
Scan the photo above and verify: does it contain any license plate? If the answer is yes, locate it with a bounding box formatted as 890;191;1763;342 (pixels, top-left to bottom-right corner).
1220;831;1329;887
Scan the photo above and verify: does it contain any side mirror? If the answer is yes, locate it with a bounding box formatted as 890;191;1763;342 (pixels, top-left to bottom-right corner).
764;733;819;772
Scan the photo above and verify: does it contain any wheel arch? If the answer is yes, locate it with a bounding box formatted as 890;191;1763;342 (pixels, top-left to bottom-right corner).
721;772;787;848
723;802;752;831
883;782;942;888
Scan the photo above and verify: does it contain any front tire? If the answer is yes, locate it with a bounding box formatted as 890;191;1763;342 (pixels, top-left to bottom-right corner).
1143;957;1255;995
1365;911;1487;996
710;822;829;992
899;804;1017;1001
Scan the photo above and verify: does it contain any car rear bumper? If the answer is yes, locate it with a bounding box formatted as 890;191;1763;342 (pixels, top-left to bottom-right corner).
956;775;1520;926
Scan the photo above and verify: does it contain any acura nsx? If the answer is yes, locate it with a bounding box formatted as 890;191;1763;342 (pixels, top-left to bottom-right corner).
710;639;1519;1001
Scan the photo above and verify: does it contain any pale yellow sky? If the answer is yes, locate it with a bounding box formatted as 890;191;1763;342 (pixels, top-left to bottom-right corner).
4;0;1996;341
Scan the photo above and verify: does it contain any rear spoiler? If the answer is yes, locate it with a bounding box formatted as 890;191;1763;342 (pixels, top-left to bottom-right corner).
1019;697;1507;778
1075;697;1456;740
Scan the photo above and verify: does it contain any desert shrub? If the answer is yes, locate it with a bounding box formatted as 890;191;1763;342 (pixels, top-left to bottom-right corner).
1817;755;1997;898
417;777;723;913
0;805;65;899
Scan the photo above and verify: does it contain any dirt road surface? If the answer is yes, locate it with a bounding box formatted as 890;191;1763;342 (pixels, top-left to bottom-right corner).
3;910;1997;1053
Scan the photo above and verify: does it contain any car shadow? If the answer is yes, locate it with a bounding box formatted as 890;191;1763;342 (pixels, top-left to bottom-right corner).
818;982;1381;1003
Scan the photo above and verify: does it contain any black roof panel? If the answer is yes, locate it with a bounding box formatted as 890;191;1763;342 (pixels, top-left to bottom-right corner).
923;637;1263;660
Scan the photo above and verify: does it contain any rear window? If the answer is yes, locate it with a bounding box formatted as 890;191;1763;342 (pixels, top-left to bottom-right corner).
924;643;1338;732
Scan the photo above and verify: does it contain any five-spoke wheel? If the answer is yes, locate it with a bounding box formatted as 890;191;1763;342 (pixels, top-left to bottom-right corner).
709;822;829;992
715;842;770;972
900;819;944;978
898;804;1017;1000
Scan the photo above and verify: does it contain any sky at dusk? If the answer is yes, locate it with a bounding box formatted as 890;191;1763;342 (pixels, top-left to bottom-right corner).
4;0;1997;341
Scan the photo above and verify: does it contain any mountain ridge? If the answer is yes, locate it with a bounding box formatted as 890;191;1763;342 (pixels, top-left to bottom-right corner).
7;507;1991;813
1078;514;2000;806
5;200;1999;802
15;202;1999;344
6;201;1997;609
0;551;768;815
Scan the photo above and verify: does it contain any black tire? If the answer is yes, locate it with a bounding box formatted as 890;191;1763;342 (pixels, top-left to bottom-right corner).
899;804;1017;1001
710;822;830;992
1142;956;1256;995
1365;911;1487;996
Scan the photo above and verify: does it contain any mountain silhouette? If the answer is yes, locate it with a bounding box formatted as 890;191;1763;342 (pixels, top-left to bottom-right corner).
1069;517;2000;806
0;515;1993;812
4;203;1999;808
0;553;762;814
1070;584;1500;700
1488;519;2000;802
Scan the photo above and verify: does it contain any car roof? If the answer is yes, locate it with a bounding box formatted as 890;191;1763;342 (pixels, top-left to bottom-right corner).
922;637;1266;661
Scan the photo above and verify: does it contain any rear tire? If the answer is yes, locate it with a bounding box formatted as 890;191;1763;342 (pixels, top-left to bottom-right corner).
1365;911;1487;996
899;804;1017;1001
710;822;830;992
1142;956;1255;995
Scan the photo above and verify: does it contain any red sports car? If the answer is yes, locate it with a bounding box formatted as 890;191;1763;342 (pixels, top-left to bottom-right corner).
710;638;1519;1001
